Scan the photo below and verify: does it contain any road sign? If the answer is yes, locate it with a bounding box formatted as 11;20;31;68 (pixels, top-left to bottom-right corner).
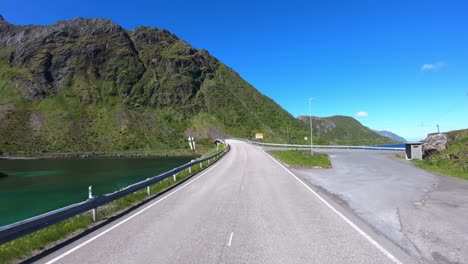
255;133;264;139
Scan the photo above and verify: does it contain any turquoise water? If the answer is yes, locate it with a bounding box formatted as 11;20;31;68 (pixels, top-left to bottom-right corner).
0;157;191;227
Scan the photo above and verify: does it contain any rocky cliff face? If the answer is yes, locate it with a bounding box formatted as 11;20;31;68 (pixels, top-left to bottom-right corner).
0;17;303;153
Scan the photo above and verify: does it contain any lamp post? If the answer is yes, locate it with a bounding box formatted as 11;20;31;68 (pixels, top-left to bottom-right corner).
309;98;313;155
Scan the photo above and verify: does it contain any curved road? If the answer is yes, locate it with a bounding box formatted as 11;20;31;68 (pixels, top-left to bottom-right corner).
37;140;412;264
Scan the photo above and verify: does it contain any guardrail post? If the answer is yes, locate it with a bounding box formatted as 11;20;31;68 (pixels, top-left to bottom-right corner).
88;186;97;222
173;174;177;182
208;158;210;165
147;178;151;197
200;162;203;169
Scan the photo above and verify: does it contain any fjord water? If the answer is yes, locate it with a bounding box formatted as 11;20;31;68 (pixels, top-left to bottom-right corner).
0;157;191;226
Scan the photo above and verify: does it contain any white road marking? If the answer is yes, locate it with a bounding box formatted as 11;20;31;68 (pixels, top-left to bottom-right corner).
228;232;234;247
263;151;402;264
44;157;228;264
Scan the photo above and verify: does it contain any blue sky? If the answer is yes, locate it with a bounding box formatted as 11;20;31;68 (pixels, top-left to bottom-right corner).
2;0;467;140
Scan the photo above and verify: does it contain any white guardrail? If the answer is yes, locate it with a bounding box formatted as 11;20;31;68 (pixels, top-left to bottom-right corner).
0;145;230;245
245;140;405;151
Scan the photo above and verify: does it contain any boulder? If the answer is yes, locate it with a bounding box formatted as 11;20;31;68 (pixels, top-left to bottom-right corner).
422;133;447;158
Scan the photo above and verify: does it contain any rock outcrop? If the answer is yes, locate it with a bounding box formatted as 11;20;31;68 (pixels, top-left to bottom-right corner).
422;133;447;158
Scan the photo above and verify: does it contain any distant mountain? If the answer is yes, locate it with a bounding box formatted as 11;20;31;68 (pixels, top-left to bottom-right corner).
373;130;406;142
0;16;306;153
297;115;396;145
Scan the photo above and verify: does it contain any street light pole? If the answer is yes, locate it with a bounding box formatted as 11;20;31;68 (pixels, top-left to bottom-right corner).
309;98;313;155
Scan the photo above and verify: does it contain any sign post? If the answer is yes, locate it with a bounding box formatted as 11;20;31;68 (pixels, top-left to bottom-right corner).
188;136;196;158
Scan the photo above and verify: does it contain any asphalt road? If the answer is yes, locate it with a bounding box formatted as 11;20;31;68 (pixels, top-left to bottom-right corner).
36;140;411;264
290;149;468;264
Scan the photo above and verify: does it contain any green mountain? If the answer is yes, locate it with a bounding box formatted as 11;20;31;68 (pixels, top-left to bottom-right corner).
0;16;306;154
297;115;396;145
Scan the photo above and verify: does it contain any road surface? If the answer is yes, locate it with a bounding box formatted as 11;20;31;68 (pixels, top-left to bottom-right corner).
290;149;468;264
36;140;412;264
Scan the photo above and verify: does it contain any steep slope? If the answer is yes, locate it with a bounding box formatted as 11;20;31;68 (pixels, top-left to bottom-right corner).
374;130;406;142
297;115;396;145
0;16;305;154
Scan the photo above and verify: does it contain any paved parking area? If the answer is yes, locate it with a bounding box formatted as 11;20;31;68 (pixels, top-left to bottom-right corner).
288;149;468;264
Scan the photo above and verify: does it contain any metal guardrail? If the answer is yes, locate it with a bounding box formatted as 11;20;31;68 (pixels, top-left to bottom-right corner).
244;140;405;151
0;145;230;245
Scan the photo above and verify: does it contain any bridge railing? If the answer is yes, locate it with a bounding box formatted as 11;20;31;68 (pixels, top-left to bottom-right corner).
0;145;230;245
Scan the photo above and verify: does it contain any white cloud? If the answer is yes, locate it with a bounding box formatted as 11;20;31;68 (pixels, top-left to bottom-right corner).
355;111;368;118
421;61;447;71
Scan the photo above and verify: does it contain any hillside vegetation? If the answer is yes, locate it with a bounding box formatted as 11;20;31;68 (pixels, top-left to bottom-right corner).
297;115;395;145
0;17;306;154
414;129;468;180
0;16;395;154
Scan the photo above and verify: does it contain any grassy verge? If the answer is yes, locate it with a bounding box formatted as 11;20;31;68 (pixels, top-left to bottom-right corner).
412;159;467;180
412;129;467;180
268;150;331;168
0;147;227;263
1;147;211;159
394;153;405;159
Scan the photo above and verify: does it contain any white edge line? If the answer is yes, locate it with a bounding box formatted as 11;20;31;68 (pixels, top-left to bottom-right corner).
263;151;402;264
228;232;234;247
45;157;227;264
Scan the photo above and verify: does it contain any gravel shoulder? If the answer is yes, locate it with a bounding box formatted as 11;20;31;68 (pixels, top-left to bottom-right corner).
288;149;468;264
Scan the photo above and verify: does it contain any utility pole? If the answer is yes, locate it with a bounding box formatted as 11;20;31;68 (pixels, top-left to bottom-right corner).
309;98;313;155
437;124;440;133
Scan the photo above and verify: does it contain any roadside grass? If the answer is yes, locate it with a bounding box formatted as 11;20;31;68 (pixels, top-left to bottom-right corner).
200;144;227;159
412;129;467;180
268;150;331;168
2;147;212;159
412;159;468;180
394;154;405;159
0;149;226;263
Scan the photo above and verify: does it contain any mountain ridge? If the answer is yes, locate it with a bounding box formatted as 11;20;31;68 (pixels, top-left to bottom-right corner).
0;17;306;153
0;17;395;154
297;115;396;145
373;130;406;142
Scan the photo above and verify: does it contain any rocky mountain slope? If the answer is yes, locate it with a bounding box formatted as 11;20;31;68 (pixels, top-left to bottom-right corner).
297;115;396;145
0;16;306;154
374;130;406;142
